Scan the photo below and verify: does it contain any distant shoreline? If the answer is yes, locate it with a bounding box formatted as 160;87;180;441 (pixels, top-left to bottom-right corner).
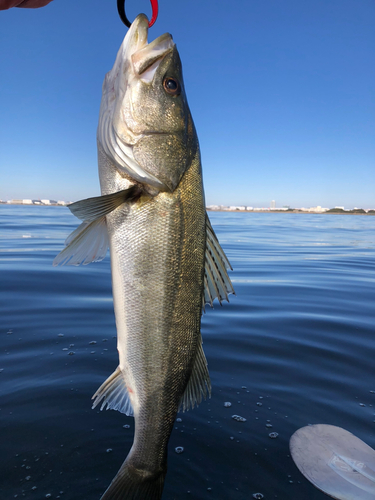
207;209;375;215
1;203;374;215
0;202;68;207
0;202;67;208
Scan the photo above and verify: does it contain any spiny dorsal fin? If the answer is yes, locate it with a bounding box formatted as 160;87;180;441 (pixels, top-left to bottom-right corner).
206;215;232;270
203;214;234;309
92;366;134;416
53;216;109;266
179;334;211;412
68;185;142;221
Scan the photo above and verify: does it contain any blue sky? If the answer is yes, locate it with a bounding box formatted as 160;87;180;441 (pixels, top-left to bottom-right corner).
1;0;374;208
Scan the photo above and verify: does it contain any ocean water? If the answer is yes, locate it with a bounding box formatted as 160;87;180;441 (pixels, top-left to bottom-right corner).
1;205;375;500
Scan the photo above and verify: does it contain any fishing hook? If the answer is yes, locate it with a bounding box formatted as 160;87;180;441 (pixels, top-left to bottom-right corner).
117;0;158;28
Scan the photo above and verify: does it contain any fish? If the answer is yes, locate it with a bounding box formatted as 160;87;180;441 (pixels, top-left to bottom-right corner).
54;13;234;500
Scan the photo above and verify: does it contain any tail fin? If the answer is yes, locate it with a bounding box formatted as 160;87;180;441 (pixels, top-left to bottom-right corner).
100;461;166;500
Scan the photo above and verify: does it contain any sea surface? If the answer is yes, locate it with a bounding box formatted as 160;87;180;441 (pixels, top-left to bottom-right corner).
1;205;375;500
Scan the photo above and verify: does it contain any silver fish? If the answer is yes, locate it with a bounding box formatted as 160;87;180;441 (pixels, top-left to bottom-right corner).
54;14;234;500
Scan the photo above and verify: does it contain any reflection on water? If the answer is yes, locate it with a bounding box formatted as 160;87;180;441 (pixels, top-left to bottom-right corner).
1;206;374;499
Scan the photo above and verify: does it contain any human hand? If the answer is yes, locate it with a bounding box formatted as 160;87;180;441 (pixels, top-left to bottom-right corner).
0;0;53;9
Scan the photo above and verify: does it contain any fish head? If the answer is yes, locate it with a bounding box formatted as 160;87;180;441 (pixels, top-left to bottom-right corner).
98;14;198;194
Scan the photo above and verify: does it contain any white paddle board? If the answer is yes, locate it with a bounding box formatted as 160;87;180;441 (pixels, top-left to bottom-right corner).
290;424;375;499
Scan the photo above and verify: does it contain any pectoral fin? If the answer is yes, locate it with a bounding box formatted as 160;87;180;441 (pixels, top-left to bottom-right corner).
68;185;142;221
53;186;142;267
203;214;235;309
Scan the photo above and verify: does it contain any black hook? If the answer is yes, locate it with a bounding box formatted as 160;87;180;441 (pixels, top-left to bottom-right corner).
117;0;158;29
117;0;131;28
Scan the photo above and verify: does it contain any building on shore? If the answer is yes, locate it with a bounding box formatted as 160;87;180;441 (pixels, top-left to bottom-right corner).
229;206;246;211
0;198;117;207
308;206;329;213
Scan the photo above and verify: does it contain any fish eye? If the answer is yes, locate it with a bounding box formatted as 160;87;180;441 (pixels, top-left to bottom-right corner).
163;77;181;96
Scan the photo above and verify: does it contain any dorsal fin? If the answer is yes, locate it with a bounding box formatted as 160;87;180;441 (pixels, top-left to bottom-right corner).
203;214;234;309
179;334;211;412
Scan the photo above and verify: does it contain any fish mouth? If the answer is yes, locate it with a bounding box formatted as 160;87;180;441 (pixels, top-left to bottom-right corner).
98;14;175;191
128;14;174;82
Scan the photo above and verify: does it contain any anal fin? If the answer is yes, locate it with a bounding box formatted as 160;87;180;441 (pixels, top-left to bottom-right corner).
92;366;134;416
